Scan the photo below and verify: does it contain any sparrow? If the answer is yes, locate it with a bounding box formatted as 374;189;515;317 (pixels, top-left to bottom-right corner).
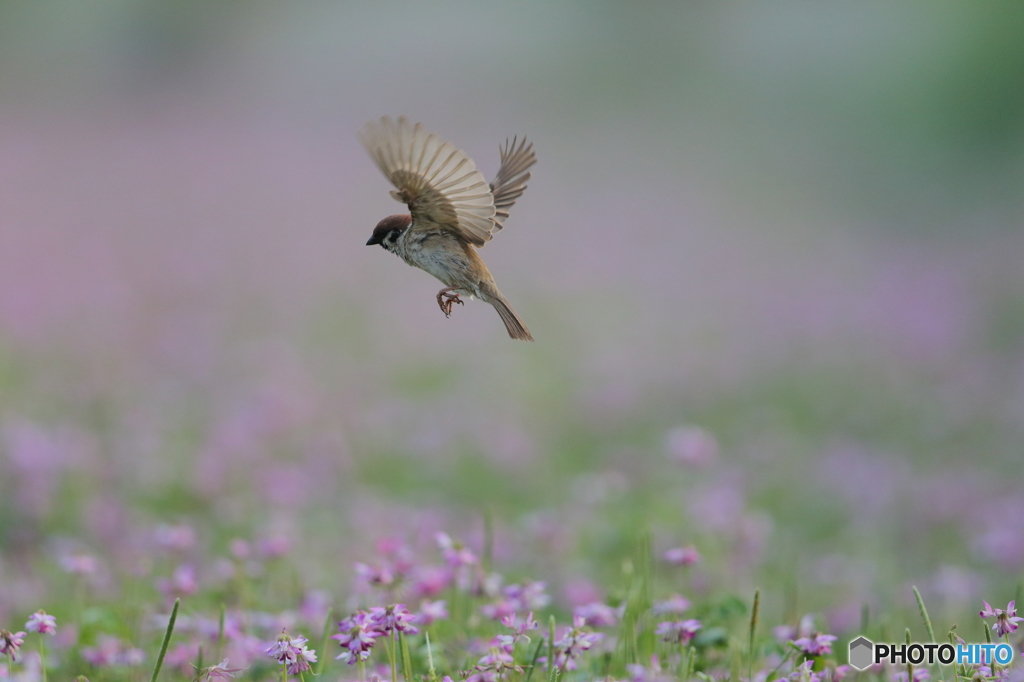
360;116;536;341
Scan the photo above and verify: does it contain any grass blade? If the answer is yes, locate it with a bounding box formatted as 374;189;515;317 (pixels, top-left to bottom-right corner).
149;598;180;682
913;586;936;643
523;634;545;682
748;589;761;679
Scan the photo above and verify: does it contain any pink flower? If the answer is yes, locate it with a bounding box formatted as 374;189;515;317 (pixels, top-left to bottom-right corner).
198;658;246;680
652;594;692;614
792;632;837;656
0;630;26;661
154;524;196;552
547;616;603;671
786;660;822;682
409;565;451;598
467;647;523;682
436;532;478;567
891;668;930;682
415;600;449;626
354;562;397;590
59;553;98;575
663;546;701;566
265;631;317;675
665;426;719;467
979;600;1023;637
655;619;702;644
80;635;145;666
25;611;56;635
574;602;619;628
368;604;419;635
496;612;538;649
157;564;198;598
333;611;383;664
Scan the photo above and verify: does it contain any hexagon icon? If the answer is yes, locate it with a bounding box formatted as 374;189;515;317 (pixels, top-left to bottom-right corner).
848;636;874;671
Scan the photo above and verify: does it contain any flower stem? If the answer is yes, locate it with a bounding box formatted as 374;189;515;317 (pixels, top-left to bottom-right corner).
39;636;48;682
217;603;226;661
317;608;333;676
389;631;398;682
399;629;414;682
547;616;558;682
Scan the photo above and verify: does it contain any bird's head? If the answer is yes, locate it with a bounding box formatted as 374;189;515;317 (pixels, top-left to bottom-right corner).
366;214;412;251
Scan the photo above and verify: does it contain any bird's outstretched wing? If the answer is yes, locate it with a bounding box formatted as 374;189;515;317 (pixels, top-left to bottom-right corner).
360;116;497;247
489;136;536;233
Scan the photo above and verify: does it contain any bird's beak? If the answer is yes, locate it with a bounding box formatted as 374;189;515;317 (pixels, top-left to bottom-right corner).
366;234;382;246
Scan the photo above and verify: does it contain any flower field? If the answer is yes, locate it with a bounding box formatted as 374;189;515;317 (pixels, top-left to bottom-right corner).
1;3;1023;681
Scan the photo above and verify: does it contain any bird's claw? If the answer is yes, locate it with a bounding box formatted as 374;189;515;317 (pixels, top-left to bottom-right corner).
437;289;464;317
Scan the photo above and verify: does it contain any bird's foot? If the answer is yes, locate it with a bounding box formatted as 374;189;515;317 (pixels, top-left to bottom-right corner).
436;288;465;317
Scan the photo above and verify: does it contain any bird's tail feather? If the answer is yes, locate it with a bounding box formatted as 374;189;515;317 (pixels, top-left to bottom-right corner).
491;296;534;341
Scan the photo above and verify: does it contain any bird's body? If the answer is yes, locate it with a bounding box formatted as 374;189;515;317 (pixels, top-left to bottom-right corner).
360;116;536;341
390;220;478;292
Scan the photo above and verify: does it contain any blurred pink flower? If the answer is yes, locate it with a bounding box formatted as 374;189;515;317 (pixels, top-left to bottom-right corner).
24;611;56;635
257;536;290;559
199;658;246;680
157;563;198;599
574;602;619;628
786;660;822;682
436;532;478;567
687;481;746;532
164;641;202;676
80;635;145;667
481;581;550;621
59;553;98;576
562;578;602;607
654;619;701;644
665;426;719;468
972;513;1024;571
773;624;797;644
299;590;332;627
154;524;197;552
354;562;397;592
0;630;26;661
626;655;666;682
468;646;522;682
792;631;837;656
415;600;448;625
549;616;603;671
663;546;701;566
409;565;451;598
891;668;930;682
652;594;692;614
229;538;251;559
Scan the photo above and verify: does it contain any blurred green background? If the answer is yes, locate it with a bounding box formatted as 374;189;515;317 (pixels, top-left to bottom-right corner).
1;0;1023;634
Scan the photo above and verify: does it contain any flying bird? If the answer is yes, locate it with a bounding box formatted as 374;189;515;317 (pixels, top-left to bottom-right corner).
360;116;537;341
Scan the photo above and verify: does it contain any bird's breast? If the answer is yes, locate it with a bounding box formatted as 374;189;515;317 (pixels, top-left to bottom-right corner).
396;230;474;288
